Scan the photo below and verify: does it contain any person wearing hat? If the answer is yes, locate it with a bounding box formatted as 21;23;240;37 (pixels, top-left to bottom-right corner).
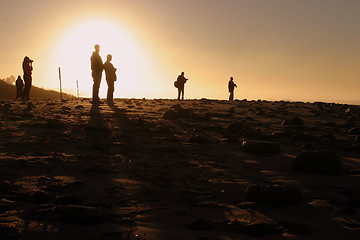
22;56;33;100
90;44;103;104
103;54;117;104
228;77;237;101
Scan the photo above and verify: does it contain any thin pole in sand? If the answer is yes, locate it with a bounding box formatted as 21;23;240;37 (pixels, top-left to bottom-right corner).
76;80;80;99
58;67;63;101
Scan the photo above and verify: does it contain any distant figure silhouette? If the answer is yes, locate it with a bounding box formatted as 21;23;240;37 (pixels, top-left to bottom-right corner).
175;72;188;100
90;44;103;104
22;56;33;100
228;77;237;101
15;75;24;99
103;54;117;104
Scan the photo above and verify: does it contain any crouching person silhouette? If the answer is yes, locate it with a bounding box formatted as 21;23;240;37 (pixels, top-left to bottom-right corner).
15;75;24;99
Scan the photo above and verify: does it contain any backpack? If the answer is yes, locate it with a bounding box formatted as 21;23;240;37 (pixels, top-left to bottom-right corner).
174;80;179;88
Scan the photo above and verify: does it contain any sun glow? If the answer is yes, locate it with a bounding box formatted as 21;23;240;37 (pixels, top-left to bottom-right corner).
45;18;153;98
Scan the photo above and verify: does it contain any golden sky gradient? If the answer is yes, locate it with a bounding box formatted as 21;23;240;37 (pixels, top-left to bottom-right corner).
1;0;360;103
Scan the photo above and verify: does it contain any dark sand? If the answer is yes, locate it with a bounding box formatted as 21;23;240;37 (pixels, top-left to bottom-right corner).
0;99;359;239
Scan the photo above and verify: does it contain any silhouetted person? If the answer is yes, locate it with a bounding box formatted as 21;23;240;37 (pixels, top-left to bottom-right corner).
91;44;103;104
228;77;237;101
15;75;24;99
22;56;33;100
176;72;188;100
103;54;117;104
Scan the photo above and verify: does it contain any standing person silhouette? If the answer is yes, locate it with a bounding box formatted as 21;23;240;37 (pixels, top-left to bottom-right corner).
176;72;188;100
22;56;33;100
15;75;24;99
228;77;237;101
90;44;103;104
103;54;117;104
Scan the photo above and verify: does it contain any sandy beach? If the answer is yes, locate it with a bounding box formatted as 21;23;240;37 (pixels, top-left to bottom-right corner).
0;98;359;240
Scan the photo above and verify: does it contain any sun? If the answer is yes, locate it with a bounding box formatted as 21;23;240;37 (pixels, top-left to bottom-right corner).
47;18;151;98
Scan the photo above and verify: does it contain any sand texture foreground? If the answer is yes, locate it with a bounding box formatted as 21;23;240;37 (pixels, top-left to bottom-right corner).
0;99;360;240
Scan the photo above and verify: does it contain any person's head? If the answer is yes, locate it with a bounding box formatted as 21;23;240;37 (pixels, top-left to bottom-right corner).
107;54;112;61
230;77;233;81
23;56;33;63
17;75;21;80
94;44;100;53
181;72;185;76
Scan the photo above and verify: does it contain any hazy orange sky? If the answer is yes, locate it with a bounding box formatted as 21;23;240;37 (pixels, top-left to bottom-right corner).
1;0;359;104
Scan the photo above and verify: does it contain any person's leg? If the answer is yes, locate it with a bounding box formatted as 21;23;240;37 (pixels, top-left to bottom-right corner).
177;88;181;100
107;80;114;102
22;75;30;99
23;83;30;99
28;77;32;99
181;88;184;100
229;91;233;101
110;81;114;102
92;72;102;102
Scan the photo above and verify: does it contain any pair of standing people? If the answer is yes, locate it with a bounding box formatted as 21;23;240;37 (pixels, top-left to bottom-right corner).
16;56;33;100
91;44;117;104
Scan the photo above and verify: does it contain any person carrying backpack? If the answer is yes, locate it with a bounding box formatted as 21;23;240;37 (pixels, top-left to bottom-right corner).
175;72;188;100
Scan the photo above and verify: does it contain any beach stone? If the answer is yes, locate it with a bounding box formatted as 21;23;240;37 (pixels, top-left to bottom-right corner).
44;119;66;129
186;218;217;231
162;110;177;119
226;209;284;236
242;141;281;154
292;150;343;175
156;125;171;134
61;205;104;224
37;176;53;187
241;129;266;139
61;106;71;112
355;136;360;143
246;184;301;205
190;133;219;144
25;102;35;111
349;127;360;135
0;180;12;193
28;190;50;203
282;117;303;126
